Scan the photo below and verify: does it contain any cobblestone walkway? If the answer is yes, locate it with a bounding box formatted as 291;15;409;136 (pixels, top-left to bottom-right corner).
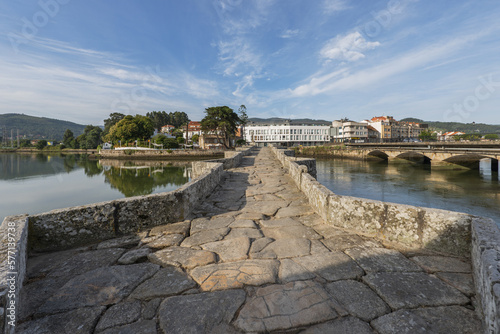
19;148;482;333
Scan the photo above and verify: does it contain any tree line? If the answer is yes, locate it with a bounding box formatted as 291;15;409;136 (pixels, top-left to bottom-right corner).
29;106;248;150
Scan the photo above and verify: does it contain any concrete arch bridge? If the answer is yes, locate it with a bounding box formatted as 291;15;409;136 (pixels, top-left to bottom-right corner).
350;145;500;170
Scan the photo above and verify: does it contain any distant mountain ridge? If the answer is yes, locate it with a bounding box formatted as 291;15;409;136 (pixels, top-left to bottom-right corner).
0;113;87;140
400;118;500;134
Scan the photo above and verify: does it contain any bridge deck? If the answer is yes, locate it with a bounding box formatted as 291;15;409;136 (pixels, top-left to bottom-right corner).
19;148;482;333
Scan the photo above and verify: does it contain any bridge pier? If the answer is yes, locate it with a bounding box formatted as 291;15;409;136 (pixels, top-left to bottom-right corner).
491;158;499;172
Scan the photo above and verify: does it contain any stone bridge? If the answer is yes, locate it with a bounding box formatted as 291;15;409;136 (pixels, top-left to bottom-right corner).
1;147;499;333
348;144;500;170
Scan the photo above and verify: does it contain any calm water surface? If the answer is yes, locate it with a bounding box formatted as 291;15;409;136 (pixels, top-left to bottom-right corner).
0;153;192;222
316;158;500;225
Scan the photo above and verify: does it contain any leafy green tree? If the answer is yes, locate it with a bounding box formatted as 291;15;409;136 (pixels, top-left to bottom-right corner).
191;134;199;143
107;115;154;143
419;131;437;141
103;113;125;135
484;134;499;140
63;129;75;148
19;139;32;148
238;104;248;143
201;106;241;149
153;134;179;149
84;125;103;149
176;137;185;144
35;140;48;150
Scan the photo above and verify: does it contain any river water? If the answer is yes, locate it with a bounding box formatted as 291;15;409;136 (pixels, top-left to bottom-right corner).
316;158;500;225
0;153;192;222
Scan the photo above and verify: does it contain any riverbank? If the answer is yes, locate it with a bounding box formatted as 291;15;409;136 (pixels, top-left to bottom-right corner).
294;145;378;160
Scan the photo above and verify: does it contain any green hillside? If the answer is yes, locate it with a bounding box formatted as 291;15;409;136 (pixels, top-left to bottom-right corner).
400;118;500;134
0;113;86;141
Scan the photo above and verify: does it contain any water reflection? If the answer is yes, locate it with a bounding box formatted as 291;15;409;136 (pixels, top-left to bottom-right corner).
316;158;500;224
99;160;191;197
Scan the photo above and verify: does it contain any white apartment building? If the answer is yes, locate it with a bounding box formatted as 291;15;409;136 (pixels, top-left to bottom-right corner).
331;120;368;142
244;121;331;147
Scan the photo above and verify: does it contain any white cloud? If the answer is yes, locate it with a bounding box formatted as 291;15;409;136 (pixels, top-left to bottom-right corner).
323;0;350;14
320;31;380;62
280;29;299;39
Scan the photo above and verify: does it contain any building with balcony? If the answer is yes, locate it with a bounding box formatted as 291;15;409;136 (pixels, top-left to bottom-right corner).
244;120;331;147
331;119;368;143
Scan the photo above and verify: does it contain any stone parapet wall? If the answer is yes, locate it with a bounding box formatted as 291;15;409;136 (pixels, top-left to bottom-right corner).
471;218;500;333
271;146;500;333
0;215;28;334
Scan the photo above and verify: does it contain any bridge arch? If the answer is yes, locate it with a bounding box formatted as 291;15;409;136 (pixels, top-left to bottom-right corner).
442;154;499;170
367;150;389;160
394;151;431;165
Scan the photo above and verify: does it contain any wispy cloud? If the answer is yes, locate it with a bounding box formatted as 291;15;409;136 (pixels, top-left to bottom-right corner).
320;32;380;63
293;34;479;97
280;29;299;39
322;0;350;14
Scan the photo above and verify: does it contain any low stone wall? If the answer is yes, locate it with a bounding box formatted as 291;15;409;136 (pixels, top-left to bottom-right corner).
0;215;28;334
271;146;500;332
99;148;224;159
471;218;500;333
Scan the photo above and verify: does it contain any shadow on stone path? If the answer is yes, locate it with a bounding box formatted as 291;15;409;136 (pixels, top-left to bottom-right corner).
19;147;482;333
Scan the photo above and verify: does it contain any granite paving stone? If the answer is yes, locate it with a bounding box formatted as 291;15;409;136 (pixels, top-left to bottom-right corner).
129;266;196;300
99;320;157;334
275;205;314;218
279;258;316;282
251;238;311;259
191;216;234;233
249;237;274;254
325;280;391;321
435;272;475;296
310;239;331;254
190;259;279;291
235;280;344;332
158;290;246;334
411;255;472;273
117;248;152;265
148;246;216;269
95;301;141;332
180;227;230;247
322;234;381;251
223;227;264;239
313;224;350;238
141;298;162;320
96;235;140;249
259;217;302;228
201;237;250;262
346;247;423;273
142;233;184;248
148;220;190;236
17;306;105;334
371;305;482;334
37;263;160;315
363;272;470;309
47;248;126;279
300;316;375;334
26;248;80;278
293;252;364;281
229;219;257;228
262;225;322;240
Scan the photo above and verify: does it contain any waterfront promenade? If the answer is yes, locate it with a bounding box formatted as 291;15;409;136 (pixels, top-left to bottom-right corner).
19;147;481;333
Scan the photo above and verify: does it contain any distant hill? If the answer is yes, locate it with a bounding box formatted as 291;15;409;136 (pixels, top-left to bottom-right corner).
400;118;500;134
0;114;86;140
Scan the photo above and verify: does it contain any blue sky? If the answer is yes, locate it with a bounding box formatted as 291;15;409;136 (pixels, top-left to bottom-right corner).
1;0;499;125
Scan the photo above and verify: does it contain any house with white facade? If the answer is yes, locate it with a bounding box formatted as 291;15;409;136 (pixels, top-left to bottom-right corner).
244;120;331;147
331;119;368;143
